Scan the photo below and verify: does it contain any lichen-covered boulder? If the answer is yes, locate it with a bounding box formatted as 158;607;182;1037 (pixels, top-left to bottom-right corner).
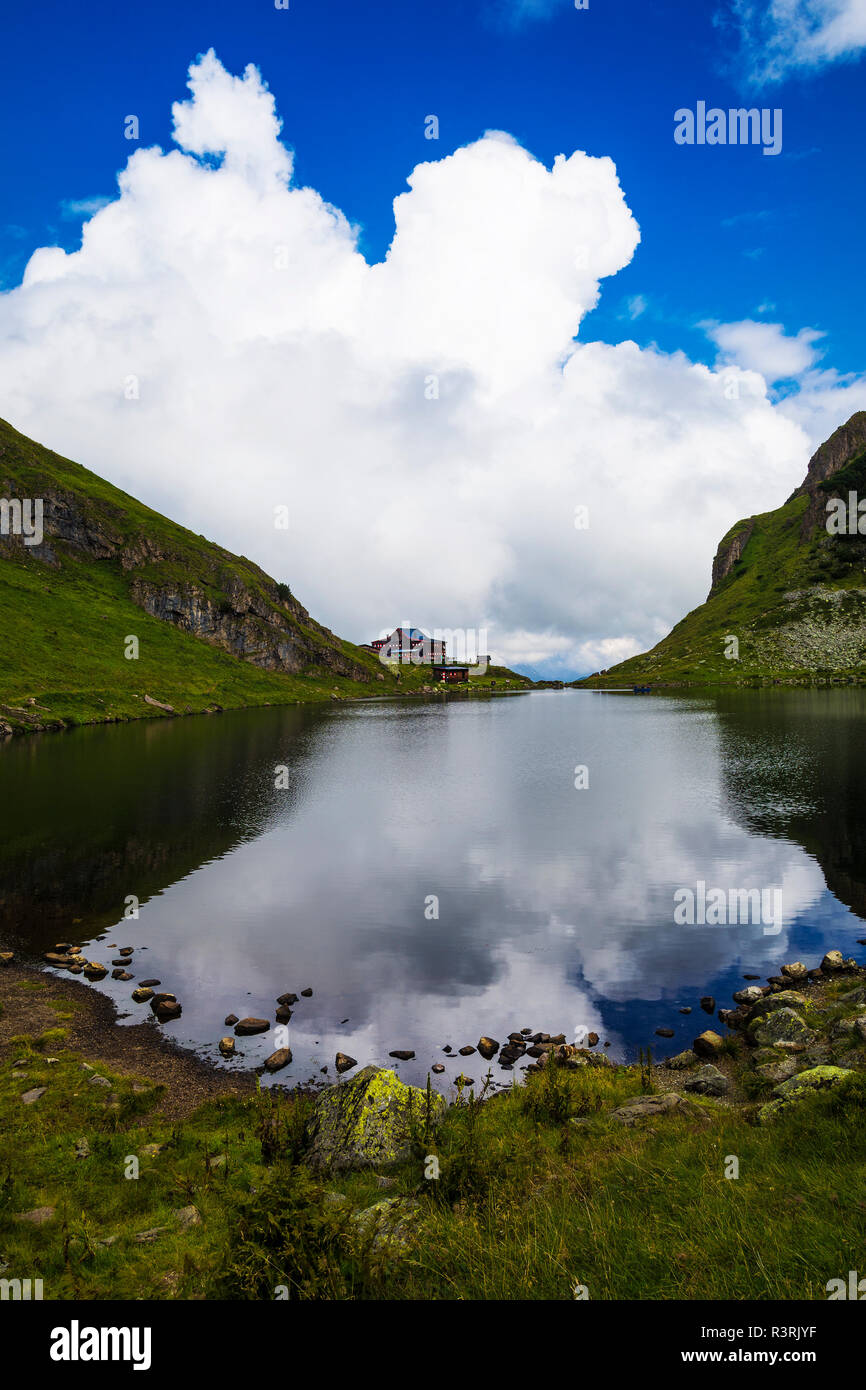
304;1065;445;1171
755;1055;799;1084
749;1007;815;1048
746;990;809;1021
758;1065;853;1123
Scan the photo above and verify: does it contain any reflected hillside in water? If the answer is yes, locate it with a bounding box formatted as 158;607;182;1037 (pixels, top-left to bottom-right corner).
0;704;328;948
715;688;866;923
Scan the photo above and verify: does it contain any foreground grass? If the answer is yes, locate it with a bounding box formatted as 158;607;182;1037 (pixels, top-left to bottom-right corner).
2;1030;864;1301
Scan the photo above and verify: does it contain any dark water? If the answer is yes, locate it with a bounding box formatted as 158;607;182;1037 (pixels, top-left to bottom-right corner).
2;689;865;1090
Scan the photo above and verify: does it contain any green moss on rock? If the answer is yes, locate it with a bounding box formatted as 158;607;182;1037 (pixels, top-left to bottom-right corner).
304;1065;446;1171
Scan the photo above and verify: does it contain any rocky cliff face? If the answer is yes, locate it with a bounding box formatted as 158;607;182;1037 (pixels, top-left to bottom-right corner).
581;410;866;685
709;520;755;598
794;412;866;496
0;418;371;682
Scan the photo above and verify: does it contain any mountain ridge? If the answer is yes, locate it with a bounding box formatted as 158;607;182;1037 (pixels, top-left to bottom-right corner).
578;411;866;688
0;417;528;733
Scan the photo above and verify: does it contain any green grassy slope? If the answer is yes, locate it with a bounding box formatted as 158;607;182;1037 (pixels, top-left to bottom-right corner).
0;418;529;731
579;418;866;688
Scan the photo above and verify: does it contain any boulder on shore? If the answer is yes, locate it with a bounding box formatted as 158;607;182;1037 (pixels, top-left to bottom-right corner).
758;1065;853;1123
304;1064;445;1171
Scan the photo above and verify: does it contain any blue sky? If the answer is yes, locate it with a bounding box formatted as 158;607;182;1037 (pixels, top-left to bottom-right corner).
3;0;864;381
1;0;865;676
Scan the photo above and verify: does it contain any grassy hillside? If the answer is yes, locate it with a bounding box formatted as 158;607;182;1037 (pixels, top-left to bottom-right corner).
0;417;528;732
579;414;866;688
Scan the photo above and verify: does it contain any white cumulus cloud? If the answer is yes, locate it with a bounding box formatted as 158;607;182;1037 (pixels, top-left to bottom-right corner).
1;50;864;676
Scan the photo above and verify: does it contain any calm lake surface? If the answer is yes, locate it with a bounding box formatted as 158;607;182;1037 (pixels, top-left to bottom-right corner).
2;688;865;1089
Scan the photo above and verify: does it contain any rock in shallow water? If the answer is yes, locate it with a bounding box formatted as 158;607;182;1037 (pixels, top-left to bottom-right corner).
263;1047;291;1073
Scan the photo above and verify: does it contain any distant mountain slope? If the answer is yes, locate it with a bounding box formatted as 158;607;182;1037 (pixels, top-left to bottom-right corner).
578;412;866;687
0;417;527;733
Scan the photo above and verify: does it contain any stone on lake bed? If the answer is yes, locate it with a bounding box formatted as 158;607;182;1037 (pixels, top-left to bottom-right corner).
131;987;153;1002
477;1037;499;1060
587;1031;600;1046
335;1052;357;1074
275;1005;293;1023
264;1048;292;1072
277;993;298;1006
432;1063;445;1074
821;950;845;972
111;968;126;979
235;1018;270;1035
224;1014;238;1026
301;988;313;997
304;1064;446;1170
700;997;715;1013
111;958;130;967
458;1045;476;1056
139;979;160;987
655;1027;675;1038
389;1049;415;1061
218;1037;236;1057
119;947;134;956
454;1074;474;1087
